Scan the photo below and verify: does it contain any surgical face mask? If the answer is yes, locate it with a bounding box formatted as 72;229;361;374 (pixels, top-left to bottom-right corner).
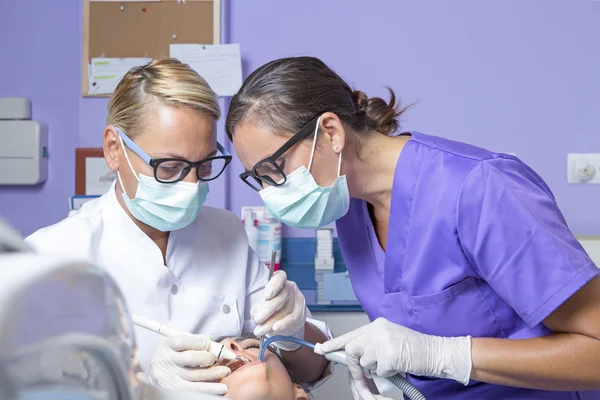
259;118;350;229
117;136;209;232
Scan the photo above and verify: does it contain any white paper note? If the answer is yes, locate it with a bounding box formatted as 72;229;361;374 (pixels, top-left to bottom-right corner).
85;158;117;195
88;58;151;95
170;44;243;97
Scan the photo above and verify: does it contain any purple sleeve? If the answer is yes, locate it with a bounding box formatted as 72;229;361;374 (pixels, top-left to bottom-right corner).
457;158;599;327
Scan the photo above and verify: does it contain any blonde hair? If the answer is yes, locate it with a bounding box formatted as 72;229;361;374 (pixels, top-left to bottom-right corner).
107;58;220;138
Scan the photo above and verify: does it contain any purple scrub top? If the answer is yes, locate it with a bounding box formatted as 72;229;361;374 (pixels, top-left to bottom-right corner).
336;132;600;399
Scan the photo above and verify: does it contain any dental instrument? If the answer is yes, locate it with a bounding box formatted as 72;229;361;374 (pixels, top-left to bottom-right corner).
259;250;277;355
268;249;277;281
259;335;427;400
132;314;248;363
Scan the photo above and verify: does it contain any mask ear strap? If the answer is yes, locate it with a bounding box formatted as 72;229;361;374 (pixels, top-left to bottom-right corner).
307;117;321;172
118;134;140;182
116;171;130;199
116;134;140;200
337;151;343;177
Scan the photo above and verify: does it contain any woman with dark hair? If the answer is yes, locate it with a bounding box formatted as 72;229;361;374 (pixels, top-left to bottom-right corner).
225;56;600;399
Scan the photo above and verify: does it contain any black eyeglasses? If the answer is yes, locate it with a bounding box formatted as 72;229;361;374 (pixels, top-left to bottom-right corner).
117;127;233;184
239;115;321;191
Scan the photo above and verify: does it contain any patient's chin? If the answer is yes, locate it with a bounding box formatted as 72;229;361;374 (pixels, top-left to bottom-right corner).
222;348;298;400
222;363;271;400
223;362;298;400
294;384;309;400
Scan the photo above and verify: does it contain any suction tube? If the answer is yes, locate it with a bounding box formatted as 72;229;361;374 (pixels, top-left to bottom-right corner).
387;373;426;400
262;335;427;400
259;335;315;361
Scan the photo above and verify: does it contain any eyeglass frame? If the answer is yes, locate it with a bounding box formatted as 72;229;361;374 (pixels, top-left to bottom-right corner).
115;127;233;184
239;114;322;191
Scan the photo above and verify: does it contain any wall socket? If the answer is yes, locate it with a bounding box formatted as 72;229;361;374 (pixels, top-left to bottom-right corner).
567;154;600;184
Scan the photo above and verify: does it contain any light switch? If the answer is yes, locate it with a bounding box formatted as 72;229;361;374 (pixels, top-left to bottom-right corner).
567;154;600;184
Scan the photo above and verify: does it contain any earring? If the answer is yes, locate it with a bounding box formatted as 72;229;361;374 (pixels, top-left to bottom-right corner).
333;145;339;152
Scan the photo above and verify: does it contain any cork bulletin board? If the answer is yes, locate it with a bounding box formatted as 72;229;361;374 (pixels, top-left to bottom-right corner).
82;0;221;97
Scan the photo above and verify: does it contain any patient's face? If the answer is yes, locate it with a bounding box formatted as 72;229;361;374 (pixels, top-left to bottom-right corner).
218;338;308;400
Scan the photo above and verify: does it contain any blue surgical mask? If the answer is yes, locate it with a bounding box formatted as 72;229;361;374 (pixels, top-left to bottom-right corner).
117;136;209;232
259;118;350;229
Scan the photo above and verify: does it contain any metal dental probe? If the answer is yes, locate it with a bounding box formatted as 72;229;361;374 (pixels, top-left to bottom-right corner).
132;314;248;363
259;250;278;356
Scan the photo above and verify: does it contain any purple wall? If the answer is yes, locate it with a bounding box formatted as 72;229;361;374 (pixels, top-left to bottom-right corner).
226;0;600;237
1;0;599;238
0;2;80;236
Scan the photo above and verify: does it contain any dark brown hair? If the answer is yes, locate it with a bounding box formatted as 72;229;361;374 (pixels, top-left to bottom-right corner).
225;56;412;141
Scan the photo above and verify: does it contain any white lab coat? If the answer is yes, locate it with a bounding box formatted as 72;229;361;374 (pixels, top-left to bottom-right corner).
26;183;332;388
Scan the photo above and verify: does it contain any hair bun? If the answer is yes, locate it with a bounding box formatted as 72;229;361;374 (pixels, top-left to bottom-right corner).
352;88;405;136
352;90;370;113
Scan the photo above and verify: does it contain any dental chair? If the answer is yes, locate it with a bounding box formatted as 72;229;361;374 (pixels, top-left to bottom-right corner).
0;217;222;400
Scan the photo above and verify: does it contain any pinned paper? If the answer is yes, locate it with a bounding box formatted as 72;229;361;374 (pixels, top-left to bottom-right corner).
169;44;243;97
88;58;151;95
85;158;117;195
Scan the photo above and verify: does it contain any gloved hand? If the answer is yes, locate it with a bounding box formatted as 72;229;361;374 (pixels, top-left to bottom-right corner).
251;270;307;351
148;334;230;394
321;318;472;400
350;372;393;400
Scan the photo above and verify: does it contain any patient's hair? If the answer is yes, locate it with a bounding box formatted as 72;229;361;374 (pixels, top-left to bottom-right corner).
106;58;220;139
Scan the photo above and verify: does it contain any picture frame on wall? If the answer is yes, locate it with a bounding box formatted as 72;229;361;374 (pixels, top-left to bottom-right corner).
75;148;116;195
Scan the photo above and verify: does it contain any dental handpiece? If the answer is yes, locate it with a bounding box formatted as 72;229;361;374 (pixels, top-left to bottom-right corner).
313;343;351;365
313;343;397;392
132;314;247;362
262;336;426;400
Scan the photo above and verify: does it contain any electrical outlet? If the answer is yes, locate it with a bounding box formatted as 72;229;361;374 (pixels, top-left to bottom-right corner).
567;154;600;184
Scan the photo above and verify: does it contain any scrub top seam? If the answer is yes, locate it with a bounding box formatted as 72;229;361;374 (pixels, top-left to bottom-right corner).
398;149;424;294
361;200;384;280
454;161;487;278
473;278;509;338
523;264;598;327
456;157;581;278
380;135;422;292
480;158;555;199
409;135;499;164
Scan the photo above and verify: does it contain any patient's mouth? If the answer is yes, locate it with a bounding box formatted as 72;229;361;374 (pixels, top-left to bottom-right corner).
232;360;262;374
225;359;248;373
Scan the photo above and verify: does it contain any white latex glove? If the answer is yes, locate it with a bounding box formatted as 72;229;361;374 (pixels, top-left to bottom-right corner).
251;270;307;351
322;318;472;400
350;372;393;400
148;334;230;395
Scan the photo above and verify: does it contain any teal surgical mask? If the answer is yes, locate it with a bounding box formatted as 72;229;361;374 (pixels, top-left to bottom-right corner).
259;118;350;229
117;136;209;232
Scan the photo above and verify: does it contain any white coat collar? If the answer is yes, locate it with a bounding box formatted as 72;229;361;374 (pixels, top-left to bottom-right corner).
104;180;174;265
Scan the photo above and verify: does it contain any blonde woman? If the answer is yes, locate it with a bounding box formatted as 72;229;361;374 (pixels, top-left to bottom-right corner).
26;59;331;395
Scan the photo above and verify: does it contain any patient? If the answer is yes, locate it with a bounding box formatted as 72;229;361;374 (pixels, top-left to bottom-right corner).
216;336;311;400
